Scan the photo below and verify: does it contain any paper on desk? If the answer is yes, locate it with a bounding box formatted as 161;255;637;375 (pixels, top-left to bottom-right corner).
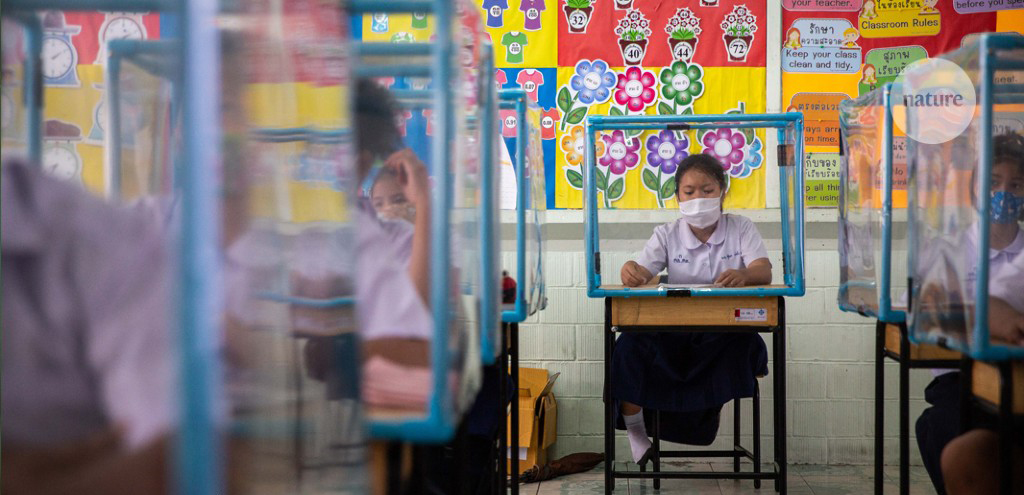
658;283;720;289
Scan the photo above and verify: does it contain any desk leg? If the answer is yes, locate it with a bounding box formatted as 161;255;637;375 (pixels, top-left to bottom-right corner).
604;298;615;495
874;320;885;495
499;323;508;494
999;361;1013;495
510;322;520;495
899;323;910;495
770;297;786;493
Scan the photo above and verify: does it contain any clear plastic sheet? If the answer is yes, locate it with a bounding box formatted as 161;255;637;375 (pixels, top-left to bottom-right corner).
355;1;483;439
907;34;1024;359
585;115;804;297
837;86;908;320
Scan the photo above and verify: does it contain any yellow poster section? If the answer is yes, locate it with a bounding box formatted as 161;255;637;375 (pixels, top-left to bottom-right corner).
44;65;105;194
361;13;436;42
555;67;767;210
473;1;557;68
245;81;351;224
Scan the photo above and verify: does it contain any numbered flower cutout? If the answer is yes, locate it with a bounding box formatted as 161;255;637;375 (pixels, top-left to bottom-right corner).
701;128;747;172
613;67;657;113
659;61;704;113
560;124;605;190
600;130;641;175
570;59;616;104
644;130;689;206
732;136;763;179
559;58;616;131
595;130;640;206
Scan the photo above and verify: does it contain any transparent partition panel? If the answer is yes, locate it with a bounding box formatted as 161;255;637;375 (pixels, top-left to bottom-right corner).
838;91;884;316
1;19;28;160
355;4;481;438
109;47;180;203
907;34;1024;358
473;38;502;363
781;120;805;295
524;103;547;314
584;114;804;297
225;2;364;491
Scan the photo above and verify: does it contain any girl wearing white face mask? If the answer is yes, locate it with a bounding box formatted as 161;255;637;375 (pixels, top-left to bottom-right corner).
613;154;773;465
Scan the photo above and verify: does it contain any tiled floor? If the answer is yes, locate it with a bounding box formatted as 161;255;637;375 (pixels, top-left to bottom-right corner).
523;462;939;494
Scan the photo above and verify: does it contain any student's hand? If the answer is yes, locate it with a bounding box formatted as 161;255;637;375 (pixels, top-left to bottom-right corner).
715;269;749;288
989;297;1024;345
620;261;653;287
384;149;430;207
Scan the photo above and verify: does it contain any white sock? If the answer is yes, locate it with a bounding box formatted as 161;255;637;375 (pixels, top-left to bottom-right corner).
623;411;652;464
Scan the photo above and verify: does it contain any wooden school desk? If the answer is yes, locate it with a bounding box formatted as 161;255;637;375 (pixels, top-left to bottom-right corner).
875;321;960;495
601;286;788;494
844;283;962;495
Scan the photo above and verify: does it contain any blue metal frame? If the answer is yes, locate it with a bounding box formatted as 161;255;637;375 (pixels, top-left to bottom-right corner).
584;113;806;298
351;0;465;443
836;83;906;323
2;0;221;492
906;33;1024;361
106;40;181;201
478;45;501;365
7;14;42;165
498;89;531;322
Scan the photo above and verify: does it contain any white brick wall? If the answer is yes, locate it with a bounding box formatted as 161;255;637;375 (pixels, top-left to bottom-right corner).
505;232;933;466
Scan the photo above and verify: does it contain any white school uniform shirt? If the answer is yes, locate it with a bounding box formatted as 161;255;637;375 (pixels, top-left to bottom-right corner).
989;237;1024;314
635;213;769;285
356;207;433;340
964;226;1024;294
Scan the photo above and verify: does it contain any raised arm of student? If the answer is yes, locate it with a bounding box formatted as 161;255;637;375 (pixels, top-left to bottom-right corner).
386;149;431;304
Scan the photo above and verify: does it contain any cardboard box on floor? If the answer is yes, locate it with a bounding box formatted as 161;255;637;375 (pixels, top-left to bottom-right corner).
507;367;559;472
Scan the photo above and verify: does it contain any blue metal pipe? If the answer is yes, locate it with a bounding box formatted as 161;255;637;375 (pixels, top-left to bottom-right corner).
355;41;432;57
107;52;123;200
590;122;791;131
348;0;435;13
588;113;802;125
479;45;499;364
354;64;432;78
177;0;222;491
879;84;904;323
12;14;42;166
2;0;176;11
974;34;994;358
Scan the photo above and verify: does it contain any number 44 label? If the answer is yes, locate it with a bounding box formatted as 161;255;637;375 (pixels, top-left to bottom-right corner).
735;308;767;322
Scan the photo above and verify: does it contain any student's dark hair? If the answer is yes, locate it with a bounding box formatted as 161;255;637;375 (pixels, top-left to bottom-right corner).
674;153;728;195
355;78;403;158
995;132;1024;172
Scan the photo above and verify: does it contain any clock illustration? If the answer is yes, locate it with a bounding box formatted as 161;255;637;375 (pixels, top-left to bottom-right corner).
40;11;81;87
88;83;106;142
42;143;83;183
94;13;148;64
43;119;84;184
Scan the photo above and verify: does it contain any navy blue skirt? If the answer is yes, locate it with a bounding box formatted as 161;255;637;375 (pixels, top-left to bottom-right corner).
611;332;768;445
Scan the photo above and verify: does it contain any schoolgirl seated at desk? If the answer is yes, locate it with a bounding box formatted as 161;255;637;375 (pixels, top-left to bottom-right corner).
616;154;772;464
915;132;1024;494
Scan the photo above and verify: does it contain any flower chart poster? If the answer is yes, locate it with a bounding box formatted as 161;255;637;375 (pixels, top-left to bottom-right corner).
782;1;1024;206
558;1;768;209
480;0;769;210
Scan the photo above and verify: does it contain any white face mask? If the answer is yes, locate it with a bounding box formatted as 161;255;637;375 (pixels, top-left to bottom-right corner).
678;197;722;228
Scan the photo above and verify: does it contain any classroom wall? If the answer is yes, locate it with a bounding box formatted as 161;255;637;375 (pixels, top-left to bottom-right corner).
503;210;930;466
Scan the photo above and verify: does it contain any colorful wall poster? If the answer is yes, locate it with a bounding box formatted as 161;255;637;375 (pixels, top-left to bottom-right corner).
783;0;1023;207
